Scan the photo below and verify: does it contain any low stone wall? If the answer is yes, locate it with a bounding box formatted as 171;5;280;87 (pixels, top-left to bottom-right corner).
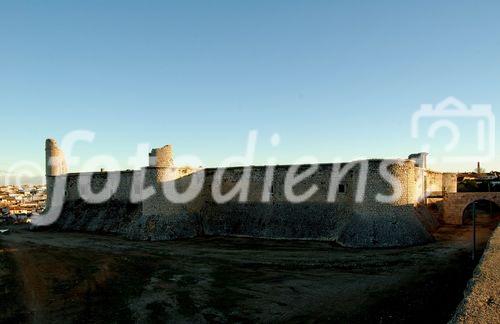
450;224;500;323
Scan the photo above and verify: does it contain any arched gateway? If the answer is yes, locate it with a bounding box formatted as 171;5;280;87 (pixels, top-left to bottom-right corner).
443;192;500;224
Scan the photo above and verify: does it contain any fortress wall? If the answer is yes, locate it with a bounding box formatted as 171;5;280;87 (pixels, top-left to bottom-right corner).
196;165;354;242
420;171;457;225
425;170;444;195
53;171;141;234
407;168;457;199
412;167;441;231
424;170;457;196
44;161;435;247
45;176;60;210
131;163;358;241
63;171;136;202
130;160;432;247
443;172;458;193
352;160;418;213
41;138;437;247
414;167;426;201
127;167;203;240
342;160;432;247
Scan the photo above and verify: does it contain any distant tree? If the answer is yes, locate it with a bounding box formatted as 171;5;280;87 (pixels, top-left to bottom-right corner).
458;180;480;192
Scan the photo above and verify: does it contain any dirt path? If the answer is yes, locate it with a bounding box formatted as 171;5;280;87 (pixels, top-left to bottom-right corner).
0;223;497;323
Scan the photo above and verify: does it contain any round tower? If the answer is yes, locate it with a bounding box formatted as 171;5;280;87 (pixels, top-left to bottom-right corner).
147;145;176;184
149;145;174;168
342;159;432;248
45;139;67;176
44;139;67;217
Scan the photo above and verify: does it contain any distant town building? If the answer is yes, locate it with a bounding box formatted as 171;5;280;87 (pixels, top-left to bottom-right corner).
0;185;46;222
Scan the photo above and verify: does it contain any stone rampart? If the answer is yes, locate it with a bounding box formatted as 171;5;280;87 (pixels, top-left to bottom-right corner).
41;140;453;248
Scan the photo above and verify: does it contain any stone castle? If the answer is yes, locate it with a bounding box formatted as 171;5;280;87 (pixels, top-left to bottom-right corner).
41;139;458;248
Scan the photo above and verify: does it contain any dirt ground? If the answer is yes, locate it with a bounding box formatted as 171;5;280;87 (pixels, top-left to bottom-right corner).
0;220;498;324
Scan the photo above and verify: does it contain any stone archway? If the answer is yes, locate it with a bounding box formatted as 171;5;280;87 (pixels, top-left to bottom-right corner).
443;192;500;225
461;199;500;225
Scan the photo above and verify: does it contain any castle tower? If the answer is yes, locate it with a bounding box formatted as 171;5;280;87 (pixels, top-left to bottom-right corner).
146;145;176;183
44;139;68;214
149;145;174;168
46;139;67;177
142;144;177;216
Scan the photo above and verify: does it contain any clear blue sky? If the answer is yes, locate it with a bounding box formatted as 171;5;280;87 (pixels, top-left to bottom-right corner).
0;0;499;179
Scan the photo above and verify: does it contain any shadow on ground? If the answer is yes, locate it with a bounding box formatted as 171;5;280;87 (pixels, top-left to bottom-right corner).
0;222;497;323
